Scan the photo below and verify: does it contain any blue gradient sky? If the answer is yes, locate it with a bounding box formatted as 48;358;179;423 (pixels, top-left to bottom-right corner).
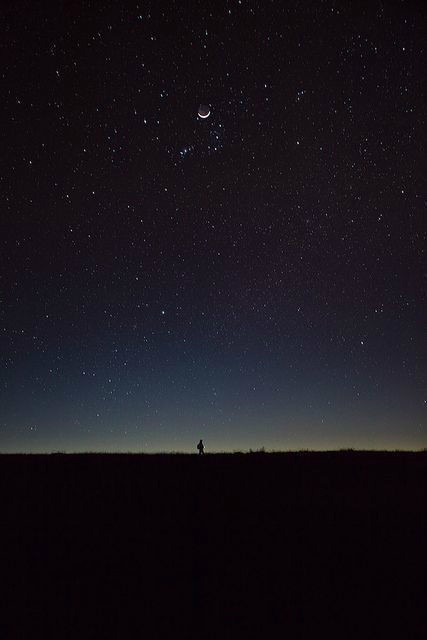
1;2;426;452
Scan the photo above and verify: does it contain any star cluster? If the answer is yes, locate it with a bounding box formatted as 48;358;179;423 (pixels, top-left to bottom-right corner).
1;2;426;452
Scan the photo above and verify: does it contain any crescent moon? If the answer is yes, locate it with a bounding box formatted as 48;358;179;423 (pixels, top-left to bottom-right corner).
198;108;211;119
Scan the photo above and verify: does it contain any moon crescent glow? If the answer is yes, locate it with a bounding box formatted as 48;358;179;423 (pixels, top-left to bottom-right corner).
198;105;211;119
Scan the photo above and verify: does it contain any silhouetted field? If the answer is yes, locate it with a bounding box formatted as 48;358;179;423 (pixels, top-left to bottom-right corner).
1;451;426;638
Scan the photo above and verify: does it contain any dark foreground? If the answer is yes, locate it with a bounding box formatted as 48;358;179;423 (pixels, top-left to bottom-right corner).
1;451;426;639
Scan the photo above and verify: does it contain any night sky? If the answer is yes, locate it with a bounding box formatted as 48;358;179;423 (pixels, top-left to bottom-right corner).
2;2;426;453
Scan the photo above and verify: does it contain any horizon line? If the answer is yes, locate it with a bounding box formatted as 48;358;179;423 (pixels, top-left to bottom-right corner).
1;448;426;455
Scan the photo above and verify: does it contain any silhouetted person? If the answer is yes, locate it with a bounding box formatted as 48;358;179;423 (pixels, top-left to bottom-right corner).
197;439;204;455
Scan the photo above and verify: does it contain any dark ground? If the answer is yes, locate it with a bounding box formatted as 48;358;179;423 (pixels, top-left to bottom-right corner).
1;451;426;639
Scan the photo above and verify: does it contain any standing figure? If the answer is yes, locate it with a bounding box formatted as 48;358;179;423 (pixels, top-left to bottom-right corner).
197;439;204;455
